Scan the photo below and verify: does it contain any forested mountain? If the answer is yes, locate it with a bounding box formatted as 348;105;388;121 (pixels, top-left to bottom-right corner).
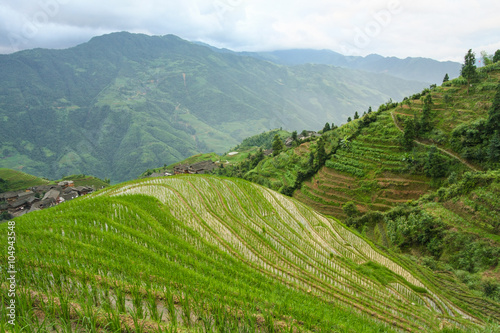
0;32;426;182
238;49;461;84
2;40;500;332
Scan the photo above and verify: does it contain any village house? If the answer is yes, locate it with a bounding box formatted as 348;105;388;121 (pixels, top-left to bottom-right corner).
0;181;95;219
188;161;217;174
174;164;190;175
172;161;218;175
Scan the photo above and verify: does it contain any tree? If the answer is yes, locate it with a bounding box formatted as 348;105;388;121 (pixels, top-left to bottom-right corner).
308;152;314;165
347;116;352;123
316;138;327;166
424;93;433;105
272;134;284;156
486;83;500;134
322;122;331;133
251;148;265;168
301;130;308;137
488;131;500;162
354;111;359;120
480;50;492;66
368;106;372;113
402;117;416;151
342;201;359;218
493;49;500;63
461;49;477;95
424;146;447;178
291;130;297;142
340;136;351;150
419;93;433;132
443;73;449;83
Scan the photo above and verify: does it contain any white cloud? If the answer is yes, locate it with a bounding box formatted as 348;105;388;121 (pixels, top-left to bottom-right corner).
0;0;498;61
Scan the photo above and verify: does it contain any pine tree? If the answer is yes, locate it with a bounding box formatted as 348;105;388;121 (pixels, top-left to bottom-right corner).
368;106;372;113
419;96;432;132
443;73;449;83
461;49;477;95
316;138;327;166
347;117;352;123
354;111;359;120
322;122;331;132
272;134;284;156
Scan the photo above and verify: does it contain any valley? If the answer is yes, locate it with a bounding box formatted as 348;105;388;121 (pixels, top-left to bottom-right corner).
1;33;500;332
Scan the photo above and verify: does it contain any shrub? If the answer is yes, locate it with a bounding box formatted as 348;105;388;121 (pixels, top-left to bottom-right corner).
342;201;359;218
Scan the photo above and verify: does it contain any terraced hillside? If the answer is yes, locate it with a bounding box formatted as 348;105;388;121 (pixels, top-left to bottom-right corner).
393;62;500;169
294;111;468;219
2;175;495;332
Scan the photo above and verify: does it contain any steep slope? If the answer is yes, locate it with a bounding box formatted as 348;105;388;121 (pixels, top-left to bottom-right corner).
0;168;49;192
1;175;493;332
203;63;500;303
294;110;469;219
0;32;426;183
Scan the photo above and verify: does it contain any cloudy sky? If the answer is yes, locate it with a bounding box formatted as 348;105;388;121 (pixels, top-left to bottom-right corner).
1;0;499;62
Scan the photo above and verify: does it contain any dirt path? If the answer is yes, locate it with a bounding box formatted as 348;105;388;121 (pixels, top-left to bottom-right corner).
391;112;481;172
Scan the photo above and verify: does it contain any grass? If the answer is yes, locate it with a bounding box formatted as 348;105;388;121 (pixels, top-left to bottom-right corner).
0;168;49;192
0;169;110;194
0;174;489;332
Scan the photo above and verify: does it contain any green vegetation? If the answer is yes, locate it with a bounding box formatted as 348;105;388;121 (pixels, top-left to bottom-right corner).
0;169;109;193
1;175;494;332
394;59;500;170
0;32;426;183
206;56;500;314
0;168;49;192
461;49;478;94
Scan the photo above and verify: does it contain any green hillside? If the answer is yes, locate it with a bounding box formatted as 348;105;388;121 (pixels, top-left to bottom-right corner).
203;60;500;304
0;32;427;183
0;168;49;193
2;175;497;332
0;168;110;194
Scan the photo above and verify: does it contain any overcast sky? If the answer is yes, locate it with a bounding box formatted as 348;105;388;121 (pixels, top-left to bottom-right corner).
1;0;499;62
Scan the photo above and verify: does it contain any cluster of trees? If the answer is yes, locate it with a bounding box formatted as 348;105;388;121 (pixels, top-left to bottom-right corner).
451;82;500;164
401;93;434;151
322;122;338;133
346;106;373;123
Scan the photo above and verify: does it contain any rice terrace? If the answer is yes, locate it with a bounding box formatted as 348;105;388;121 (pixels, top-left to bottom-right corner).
1;12;500;333
1;174;498;332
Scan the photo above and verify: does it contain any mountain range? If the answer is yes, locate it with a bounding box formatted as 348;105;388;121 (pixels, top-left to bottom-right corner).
1;32;452;182
201;45;461;84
